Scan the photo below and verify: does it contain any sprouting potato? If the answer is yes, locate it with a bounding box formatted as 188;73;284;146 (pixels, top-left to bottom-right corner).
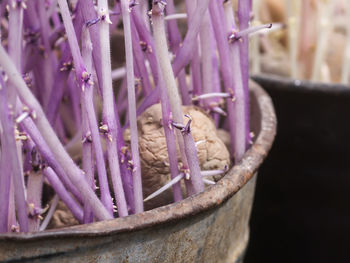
124;104;231;209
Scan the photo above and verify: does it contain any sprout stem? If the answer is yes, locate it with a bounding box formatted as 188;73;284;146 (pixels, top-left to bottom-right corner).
24;141;44;232
144;173;184;203
251;0;260;74
199;10;215;106
131;20;152;96
223;0;247;161
43;167;83;222
184;0;202;98
286;0;301;78
112;67;127;80
165;13;187;21
311;0;336;82
201;169;226;177
97;0;129;216
39;195;59;231
81;108;95;223
172;0;211;76
0;134;11;232
81;29;96;223
131;10;159;85
209;0;236;158
27;170;44;232
341;0;350;84
229;23;273;40
203;179;216;185
157;62;182;202
37;0;56;104
120;0;144;213
8;1;24;106
0;76;28;232
80;0;103;94
237;0;252;149
152;1;203;194
192;92;232;101
166;0;190;105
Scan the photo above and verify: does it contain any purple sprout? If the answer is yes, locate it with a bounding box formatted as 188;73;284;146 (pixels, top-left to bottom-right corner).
0;0;268;232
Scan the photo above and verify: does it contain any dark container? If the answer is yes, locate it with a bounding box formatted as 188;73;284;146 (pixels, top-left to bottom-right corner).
245;74;350;263
0;83;276;263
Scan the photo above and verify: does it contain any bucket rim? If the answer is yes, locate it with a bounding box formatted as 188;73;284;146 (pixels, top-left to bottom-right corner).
253;73;350;95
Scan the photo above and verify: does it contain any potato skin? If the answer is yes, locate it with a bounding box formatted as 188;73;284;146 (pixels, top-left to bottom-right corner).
124;104;231;210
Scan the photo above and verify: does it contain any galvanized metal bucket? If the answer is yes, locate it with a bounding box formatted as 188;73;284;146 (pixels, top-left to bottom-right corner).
247;74;350;263
0;82;276;263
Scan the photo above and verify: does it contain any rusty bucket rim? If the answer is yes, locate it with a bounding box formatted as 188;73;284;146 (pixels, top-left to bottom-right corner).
0;81;276;241
252;73;350;95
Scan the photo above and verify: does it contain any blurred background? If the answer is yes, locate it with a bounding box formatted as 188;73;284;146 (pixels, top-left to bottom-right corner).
244;1;350;262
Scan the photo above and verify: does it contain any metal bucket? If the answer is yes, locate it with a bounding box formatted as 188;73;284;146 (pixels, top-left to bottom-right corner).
0;82;276;263
246;74;350;263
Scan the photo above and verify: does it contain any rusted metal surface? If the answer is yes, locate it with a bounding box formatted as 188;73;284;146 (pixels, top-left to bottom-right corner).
0;82;276;263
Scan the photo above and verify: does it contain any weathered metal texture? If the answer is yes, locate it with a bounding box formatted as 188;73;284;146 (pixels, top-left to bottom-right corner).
246;74;350;263
0;82;276;263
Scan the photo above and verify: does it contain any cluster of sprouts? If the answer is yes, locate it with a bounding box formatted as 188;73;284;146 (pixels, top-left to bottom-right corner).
254;0;350;83
0;0;262;233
